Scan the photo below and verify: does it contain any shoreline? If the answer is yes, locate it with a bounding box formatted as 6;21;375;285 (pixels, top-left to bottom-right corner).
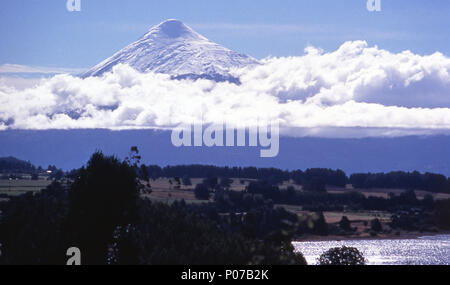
293;230;450;242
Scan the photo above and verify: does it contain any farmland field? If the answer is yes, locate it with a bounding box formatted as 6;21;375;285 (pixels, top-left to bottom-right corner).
141;178;253;203
327;186;450;200
0;179;52;196
141;177;450;205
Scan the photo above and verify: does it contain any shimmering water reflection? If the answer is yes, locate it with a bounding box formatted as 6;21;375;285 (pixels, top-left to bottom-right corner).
293;235;450;265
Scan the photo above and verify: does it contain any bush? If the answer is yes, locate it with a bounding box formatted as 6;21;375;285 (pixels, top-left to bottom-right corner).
318;246;366;265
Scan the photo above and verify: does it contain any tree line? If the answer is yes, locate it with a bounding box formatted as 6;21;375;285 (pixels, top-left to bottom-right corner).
143;164;450;194
349;171;450;193
2;156;450;193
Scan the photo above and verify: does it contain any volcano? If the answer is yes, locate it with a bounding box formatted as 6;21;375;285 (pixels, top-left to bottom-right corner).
81;19;258;82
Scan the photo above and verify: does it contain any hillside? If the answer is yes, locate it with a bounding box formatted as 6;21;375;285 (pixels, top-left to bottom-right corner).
0;156;36;173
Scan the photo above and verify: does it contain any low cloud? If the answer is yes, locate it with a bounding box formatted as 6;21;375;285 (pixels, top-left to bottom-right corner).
1;41;450;137
0;64;86;75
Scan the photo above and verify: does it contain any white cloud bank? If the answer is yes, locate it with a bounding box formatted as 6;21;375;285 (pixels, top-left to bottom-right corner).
1;41;450;137
0;64;85;75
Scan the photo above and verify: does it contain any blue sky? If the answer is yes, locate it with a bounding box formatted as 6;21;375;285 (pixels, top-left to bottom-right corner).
1;0;449;69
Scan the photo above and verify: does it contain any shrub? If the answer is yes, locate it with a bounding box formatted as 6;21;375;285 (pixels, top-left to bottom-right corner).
318;246;366;265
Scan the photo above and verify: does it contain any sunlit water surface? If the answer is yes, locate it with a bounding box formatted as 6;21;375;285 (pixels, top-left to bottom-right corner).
293;235;450;265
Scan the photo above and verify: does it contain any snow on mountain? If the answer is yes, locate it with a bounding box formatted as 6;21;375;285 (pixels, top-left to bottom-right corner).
81;19;259;82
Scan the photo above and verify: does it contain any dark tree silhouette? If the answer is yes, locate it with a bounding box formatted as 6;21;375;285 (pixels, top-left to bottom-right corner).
339;216;352;232
194;183;210;200
371;218;383;232
0;182;68;264
64;152;140;265
182;175;192;186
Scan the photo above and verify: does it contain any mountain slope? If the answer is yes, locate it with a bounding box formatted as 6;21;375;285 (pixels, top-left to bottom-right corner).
81;19;258;82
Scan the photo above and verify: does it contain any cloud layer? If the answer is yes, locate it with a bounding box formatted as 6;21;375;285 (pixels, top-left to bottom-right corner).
1;41;450;137
0;64;85;75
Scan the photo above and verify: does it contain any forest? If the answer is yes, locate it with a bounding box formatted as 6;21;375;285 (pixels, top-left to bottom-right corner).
0;151;450;265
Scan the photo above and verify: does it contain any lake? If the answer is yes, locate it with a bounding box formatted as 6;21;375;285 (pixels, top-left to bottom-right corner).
293;235;450;265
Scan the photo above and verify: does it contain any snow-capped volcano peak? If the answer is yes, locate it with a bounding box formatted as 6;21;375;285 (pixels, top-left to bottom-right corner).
150;19;204;40
81;19;258;82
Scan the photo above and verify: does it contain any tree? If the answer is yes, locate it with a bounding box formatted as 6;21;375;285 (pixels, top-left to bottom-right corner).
0;182;68;264
194;183;210;200
247;180;281;201
312;212;328;235
139;164;149;181
1;151;313;265
126;146;141;167
422;194;434;209
182;175;192;186
0;156;36;173
203;177;218;189
50;169;64;180
339;216;352;232
64;152;140;265
303;177;326;192
111;200;308;265
318;246;366;265
219;177;233;188
435;199;450;230
174;177;181;189
370;218;382;232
